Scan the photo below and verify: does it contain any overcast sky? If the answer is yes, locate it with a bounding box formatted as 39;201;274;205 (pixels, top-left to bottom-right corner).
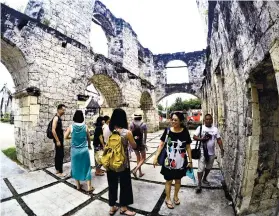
0;0;205;106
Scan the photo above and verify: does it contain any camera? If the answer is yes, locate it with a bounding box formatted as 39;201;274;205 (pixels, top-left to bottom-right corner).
204;132;212;140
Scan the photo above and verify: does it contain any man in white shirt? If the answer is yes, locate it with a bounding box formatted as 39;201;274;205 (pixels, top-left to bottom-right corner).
193;114;224;193
102;115;111;144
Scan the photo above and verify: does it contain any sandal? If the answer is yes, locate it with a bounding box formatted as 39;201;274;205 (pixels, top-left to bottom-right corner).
120;209;136;216
109;206;119;215
86;187;95;194
139;173;145;178
174;198;180;205
165;200;174;209
132;171;138;179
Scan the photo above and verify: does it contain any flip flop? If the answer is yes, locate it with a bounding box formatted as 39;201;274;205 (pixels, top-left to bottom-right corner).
139;173;145;178
132;171;138;179
120;209;136;215
86;187;95;194
109;206;119;215
174;198;180;205
165;201;174;209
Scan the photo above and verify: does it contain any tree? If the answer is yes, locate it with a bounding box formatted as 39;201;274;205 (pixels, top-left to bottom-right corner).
157;104;164;116
168;97;201;111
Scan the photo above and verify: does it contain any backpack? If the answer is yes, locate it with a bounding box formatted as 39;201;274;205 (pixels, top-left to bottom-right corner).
46;116;55;139
100;130;126;172
132;122;143;146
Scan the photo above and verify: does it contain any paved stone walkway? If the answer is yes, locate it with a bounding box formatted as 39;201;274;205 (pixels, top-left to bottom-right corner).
0;130;235;216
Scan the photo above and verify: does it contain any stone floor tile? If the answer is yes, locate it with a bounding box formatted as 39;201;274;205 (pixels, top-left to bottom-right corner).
131;164;165;183
159;187;234;216
102;180;164;212
7;170;57;194
1;179;13;200
22;183;90;216
0;199;27;216
146;142;160;148
67;168;108;194
46;162;71;179
73;199;145;216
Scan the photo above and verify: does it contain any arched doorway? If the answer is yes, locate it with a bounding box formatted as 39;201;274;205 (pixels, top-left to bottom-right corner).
243;55;279;212
1;39;32;166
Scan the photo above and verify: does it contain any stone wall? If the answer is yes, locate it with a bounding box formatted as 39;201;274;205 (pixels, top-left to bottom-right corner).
199;1;279;215
24;0;95;46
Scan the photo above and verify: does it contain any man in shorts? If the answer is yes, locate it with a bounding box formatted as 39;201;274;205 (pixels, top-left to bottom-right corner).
130;111;147;179
193;114;224;193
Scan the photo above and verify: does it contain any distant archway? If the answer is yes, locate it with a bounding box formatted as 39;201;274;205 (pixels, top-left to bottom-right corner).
140;91;153;110
91;74;122;108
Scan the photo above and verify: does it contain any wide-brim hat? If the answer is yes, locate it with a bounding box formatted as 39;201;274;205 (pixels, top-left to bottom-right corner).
133;110;143;118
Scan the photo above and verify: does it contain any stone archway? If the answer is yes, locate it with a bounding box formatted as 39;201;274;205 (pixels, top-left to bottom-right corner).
1;39;42;169
91;74;122;116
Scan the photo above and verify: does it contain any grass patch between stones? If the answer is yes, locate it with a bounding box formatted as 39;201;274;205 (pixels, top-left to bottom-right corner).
2;147;21;164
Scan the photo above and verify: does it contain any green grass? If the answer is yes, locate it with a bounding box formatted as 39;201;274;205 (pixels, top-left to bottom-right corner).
2;147;20;164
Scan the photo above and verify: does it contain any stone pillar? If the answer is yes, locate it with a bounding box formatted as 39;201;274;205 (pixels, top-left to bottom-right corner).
13;89;42;170
270;39;279;95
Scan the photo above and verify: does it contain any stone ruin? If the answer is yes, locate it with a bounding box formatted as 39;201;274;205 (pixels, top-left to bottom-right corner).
198;0;279;214
1;0;205;171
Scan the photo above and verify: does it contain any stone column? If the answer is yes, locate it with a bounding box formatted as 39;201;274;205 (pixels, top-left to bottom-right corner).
13;89;42;170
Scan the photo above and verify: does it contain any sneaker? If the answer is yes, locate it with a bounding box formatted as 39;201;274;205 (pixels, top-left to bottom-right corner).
195;185;202;194
202;179;210;185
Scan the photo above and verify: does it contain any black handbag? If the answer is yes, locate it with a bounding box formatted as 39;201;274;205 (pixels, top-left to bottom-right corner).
158;128;170;165
191;125;202;160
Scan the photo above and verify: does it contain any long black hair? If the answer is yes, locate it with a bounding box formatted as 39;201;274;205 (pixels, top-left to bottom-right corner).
95;116;104;127
171;112;186;128
109;108;128;132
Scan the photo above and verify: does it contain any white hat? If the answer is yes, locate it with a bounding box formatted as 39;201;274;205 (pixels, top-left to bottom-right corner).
133;110;143;118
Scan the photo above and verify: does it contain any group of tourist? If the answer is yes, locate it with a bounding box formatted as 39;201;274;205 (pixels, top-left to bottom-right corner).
51;104;224;215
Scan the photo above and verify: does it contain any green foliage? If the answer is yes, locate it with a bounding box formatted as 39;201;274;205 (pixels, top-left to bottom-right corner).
2;147;20;164
168;97;201;112
157;104;164;116
1;113;10;123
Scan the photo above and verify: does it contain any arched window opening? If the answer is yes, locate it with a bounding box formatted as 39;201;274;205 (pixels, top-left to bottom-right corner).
165;60;189;84
89;21;109;57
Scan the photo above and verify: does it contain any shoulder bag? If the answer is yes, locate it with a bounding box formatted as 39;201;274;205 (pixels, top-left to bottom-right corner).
158;127;170;165
191;125;202;160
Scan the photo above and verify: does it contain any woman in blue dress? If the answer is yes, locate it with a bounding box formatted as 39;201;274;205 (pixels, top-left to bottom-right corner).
64;110;94;193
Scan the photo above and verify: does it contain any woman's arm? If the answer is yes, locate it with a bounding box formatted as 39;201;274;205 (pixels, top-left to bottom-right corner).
127;130;137;149
86;126;92;149
186;144;192;168
64;127;71;140
99;135;105;148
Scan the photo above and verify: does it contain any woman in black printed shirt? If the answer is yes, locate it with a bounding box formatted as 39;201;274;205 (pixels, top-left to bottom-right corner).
153;112;193;209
